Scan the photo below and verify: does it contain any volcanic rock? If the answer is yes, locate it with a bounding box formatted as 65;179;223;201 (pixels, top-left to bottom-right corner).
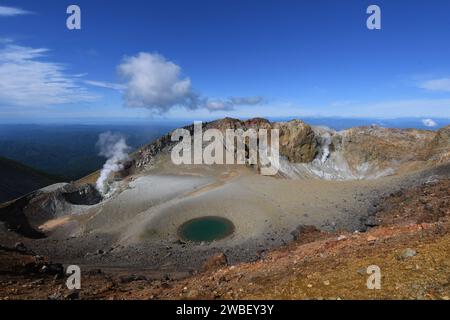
62;184;102;205
399;248;417;259
202;253;228;272
429;125;450;163
273;120;319;162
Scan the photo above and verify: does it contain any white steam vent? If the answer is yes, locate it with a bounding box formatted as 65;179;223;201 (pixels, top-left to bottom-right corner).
96;132;130;194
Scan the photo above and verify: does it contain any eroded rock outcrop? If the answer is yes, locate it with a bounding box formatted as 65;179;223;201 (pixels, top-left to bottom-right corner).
428;125;450;163
339;126;435;172
130;118;449;180
273;120;319;163
132;117;321;171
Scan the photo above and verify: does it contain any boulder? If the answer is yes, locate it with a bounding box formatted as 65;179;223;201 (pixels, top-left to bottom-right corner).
202;252;228;272
399;248;417;259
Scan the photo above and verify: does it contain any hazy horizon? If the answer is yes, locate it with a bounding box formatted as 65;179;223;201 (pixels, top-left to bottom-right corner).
1;116;449;130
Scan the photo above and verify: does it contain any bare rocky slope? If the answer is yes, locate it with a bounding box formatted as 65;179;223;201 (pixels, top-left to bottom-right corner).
133;117;449;179
0;118;449;300
1;176;449;300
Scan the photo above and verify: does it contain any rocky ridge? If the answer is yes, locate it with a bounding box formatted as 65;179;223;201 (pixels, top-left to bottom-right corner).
132;117;449;180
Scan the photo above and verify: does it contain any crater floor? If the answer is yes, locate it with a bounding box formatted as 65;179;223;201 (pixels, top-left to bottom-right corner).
2;158;447;273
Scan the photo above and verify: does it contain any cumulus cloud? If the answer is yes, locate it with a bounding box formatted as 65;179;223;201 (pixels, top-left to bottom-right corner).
0;6;32;16
116;52;264;114
422;118;438;127
419;78;450;92
118;52;199;114
0;43;95;107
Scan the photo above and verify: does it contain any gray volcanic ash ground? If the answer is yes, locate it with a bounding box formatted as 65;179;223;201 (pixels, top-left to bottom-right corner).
1;118;449;281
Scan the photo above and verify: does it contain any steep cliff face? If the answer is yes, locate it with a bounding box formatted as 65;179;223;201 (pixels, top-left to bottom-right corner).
206;118;319;163
132;117;321;172
279;125;444;180
272;120;319;163
339;126;435;172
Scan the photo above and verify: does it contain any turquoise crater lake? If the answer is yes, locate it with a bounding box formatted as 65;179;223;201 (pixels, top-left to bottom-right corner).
178;216;235;242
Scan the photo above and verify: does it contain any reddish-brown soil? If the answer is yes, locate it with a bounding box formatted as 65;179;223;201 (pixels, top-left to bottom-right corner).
1;179;449;300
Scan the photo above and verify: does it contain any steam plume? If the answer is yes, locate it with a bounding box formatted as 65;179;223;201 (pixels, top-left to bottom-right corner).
96;132;130;194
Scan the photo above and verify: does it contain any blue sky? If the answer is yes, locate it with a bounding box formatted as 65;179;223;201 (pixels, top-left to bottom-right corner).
1;0;450;123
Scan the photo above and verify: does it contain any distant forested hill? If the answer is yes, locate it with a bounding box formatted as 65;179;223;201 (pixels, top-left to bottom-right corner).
0;123;182;181
0;156;60;203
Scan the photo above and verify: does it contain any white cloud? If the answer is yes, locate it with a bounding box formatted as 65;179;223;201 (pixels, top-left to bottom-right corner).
419;78;450;92
0;43;95;107
0;37;13;44
205;96;264;111
85;80;126;91
0;6;32;16
118;52;199;114
229;96;264;106
205;99;233;111
116;52;264;114
422;118;437;127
